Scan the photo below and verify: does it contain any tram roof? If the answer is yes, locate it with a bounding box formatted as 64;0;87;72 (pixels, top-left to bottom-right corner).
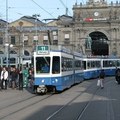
34;45;83;55
49;45;72;54
82;55;120;59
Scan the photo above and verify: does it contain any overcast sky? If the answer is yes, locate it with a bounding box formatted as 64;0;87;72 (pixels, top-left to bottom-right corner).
0;0;116;22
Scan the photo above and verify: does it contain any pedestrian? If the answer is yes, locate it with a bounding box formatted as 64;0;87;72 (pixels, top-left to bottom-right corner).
11;67;18;89
28;69;34;88
19;67;23;90
98;69;105;89
0;66;2;90
115;68;120;84
1;67;8;90
115;67;119;83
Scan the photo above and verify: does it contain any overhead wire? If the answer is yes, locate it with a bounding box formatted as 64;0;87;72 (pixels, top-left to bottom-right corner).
59;0;72;15
31;0;56;18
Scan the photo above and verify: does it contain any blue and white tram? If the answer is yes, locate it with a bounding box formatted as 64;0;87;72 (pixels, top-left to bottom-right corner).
33;45;84;94
73;52;84;83
101;57;120;76
83;57;101;79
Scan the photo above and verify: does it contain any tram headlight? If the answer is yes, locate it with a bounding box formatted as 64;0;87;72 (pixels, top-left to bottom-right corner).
41;79;45;83
55;79;58;82
52;79;58;83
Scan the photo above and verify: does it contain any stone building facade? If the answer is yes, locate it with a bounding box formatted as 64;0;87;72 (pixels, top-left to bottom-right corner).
61;0;120;56
56;0;120;56
1;0;120;67
0;16;58;66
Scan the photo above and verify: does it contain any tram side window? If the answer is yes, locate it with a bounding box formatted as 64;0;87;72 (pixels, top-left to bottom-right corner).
96;61;101;68
62;57;66;71
75;60;82;70
91;61;95;68
62;57;73;71
117;60;120;67
103;60;114;67
91;61;100;68
103;61;107;67
36;57;50;73
83;61;86;70
52;56;60;74
87;61;91;69
103;61;108;67
109;61;115;67
67;59;73;71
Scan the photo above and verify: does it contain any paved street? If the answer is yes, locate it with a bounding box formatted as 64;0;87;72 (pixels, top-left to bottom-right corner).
0;77;120;120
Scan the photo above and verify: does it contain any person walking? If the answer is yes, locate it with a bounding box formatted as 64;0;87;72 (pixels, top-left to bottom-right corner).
115;68;120;84
1;67;8;90
99;69;105;89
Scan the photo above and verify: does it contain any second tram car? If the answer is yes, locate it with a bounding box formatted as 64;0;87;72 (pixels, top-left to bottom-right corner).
33;45;84;94
83;57;101;79
82;56;120;79
101;57;120;76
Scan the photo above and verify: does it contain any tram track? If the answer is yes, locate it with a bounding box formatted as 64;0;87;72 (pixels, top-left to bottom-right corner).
0;92;54;120
0;79;96;120
0;77;114;120
46;78;112;120
0;94;36;111
46;79;99;120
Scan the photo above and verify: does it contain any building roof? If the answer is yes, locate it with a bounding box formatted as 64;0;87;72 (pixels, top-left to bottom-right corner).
57;15;73;25
15;26;58;32
9;16;45;27
0;19;8;27
58;15;73;20
20;16;45;26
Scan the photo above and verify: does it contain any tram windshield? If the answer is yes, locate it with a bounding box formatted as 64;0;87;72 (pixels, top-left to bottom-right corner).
36;57;50;74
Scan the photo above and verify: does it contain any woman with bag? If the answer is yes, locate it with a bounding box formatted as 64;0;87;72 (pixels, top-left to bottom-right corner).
97;69;105;89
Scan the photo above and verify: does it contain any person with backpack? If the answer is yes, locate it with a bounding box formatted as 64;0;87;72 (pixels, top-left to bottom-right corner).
99;69;105;89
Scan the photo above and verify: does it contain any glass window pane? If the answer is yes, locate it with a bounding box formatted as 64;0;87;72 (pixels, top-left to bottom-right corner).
36;57;50;74
52;56;60;74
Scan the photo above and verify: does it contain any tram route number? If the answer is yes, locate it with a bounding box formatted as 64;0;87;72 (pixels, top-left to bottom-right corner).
37;45;49;54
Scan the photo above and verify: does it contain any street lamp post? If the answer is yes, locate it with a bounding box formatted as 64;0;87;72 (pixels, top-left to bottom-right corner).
5;43;13;67
18;21;23;70
32;14;40;50
5;0;9;67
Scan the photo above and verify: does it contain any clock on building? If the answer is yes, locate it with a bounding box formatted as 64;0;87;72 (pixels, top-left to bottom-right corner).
94;11;99;16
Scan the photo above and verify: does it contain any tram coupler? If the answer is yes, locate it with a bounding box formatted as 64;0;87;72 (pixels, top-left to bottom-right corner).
36;85;47;94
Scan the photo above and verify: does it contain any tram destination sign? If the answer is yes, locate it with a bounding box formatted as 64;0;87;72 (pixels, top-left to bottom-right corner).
36;45;49;54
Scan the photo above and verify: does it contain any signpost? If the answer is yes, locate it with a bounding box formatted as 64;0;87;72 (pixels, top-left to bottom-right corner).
23;68;28;88
36;45;49;54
